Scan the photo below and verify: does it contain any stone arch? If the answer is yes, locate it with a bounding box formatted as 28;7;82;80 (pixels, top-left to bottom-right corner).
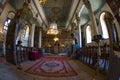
103;11;114;50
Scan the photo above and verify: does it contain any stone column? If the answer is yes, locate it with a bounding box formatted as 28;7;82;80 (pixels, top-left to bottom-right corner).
78;25;82;47
83;0;98;37
76;14;82;47
39;28;42;48
34;26;39;49
30;24;35;47
6;19;18;64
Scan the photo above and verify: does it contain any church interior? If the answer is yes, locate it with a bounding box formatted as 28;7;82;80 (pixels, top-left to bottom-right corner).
0;0;120;80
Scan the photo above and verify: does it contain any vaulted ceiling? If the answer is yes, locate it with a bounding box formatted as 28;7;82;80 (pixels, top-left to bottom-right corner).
9;0;106;29
43;0;72;28
80;0;105;26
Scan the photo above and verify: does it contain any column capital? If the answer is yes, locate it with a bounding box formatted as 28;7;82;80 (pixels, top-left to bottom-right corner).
75;13;80;24
83;0;91;9
77;17;80;25
71;22;76;27
32;23;36;26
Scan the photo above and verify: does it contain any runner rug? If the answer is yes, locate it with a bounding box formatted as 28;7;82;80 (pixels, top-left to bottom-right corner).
25;57;78;77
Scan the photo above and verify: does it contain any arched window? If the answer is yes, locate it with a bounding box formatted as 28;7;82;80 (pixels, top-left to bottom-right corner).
3;18;11;31
16;25;29;46
86;25;92;43
100;12;109;39
24;25;29;40
3;11;15;32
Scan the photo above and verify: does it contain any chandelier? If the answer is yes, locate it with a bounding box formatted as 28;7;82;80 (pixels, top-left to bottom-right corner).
53;36;59;42
47;22;59;35
39;0;46;5
47;0;60;35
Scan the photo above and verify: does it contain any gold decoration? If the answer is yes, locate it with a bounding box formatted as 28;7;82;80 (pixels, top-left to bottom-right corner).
39;0;46;5
53;36;59;42
51;7;61;14
47;22;59;35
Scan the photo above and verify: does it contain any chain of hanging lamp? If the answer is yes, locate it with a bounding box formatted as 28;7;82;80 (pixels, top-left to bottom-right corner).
47;0;59;35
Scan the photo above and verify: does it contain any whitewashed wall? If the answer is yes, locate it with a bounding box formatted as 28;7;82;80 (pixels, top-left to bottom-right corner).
83;3;120;46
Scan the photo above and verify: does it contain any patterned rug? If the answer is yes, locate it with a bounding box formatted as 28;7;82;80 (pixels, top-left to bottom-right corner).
25;57;78;77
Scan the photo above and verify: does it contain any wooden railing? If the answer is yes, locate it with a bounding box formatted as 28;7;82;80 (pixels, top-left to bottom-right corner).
16;46;67;62
16;45;33;62
78;45;110;71
108;51;120;80
44;47;67;54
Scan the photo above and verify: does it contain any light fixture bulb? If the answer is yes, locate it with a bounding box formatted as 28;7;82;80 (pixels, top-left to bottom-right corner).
47;22;59;35
53;37;59;42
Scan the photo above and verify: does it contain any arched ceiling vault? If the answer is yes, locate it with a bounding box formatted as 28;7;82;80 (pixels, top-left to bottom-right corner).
79;0;106;26
9;0;106;30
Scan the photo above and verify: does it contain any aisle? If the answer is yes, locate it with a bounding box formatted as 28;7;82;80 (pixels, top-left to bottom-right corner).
0;56;106;80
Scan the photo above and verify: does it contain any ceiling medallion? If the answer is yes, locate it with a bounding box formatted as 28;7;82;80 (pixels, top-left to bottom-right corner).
51;7;61;14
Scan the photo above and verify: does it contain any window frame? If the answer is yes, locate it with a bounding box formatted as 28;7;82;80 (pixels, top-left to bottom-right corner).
86;25;92;43
100;12;109;39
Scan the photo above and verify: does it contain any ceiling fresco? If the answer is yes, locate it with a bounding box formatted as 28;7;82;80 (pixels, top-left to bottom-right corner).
43;0;72;28
9;0;39;25
9;0;105;28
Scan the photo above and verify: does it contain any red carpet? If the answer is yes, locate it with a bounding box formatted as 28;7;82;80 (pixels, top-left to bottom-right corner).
25;57;78;77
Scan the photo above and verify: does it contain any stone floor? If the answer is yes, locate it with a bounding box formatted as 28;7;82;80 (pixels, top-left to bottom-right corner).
0;56;107;80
